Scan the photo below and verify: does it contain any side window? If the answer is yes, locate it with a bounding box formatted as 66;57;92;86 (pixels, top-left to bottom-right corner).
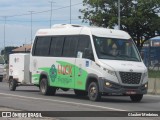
77;35;93;59
50;36;64;57
34;36;51;56
62;36;78;57
32;37;37;56
77;35;90;52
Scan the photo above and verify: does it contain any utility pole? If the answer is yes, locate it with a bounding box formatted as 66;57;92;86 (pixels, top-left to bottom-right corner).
118;0;120;30
70;0;71;24
29;11;33;44
49;1;55;28
3;16;6;56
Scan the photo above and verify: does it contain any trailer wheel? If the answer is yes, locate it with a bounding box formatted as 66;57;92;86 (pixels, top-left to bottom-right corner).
0;78;2;82
40;78;56;96
74;90;87;96
88;82;101;101
130;94;143;102
9;78;17;91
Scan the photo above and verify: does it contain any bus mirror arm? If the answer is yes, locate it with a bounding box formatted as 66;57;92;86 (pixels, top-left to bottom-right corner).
5;60;8;64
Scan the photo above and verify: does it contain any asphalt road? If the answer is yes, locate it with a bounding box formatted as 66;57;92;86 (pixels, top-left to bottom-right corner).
0;81;160;120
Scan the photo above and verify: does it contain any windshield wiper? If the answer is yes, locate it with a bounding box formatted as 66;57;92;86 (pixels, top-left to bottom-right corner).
117;54;139;61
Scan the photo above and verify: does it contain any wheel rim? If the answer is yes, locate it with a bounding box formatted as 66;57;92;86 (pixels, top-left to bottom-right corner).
40;80;46;93
89;86;97;98
9;80;13;89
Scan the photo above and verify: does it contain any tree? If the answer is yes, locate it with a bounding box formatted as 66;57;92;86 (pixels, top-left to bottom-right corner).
1;46;18;62
79;0;160;50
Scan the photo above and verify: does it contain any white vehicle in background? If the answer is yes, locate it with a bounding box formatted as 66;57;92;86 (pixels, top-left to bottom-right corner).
0;56;6;82
8;24;148;102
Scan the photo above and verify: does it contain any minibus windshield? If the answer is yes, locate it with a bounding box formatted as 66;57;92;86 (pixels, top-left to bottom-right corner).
0;56;5;64
93;36;141;61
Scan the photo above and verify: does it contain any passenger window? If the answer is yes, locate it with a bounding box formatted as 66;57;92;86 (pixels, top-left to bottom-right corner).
34;37;51;56
50;37;64;57
62;36;78;57
77;35;94;60
32;37;37;56
77;35;90;52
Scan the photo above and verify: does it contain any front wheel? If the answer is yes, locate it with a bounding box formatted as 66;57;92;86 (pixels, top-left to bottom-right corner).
40;78;56;96
130;94;143;102
88;82;101;101
9;78;17;91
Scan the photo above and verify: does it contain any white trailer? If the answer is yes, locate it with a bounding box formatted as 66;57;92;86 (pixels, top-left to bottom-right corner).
9;53;31;91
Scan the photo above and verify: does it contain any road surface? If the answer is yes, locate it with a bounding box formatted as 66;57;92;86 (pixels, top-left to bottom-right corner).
0;81;159;120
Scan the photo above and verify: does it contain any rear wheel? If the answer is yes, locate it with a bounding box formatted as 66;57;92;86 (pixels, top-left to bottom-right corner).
9;78;17;91
74;90;87;96
40;78;56;96
88;82;101;101
130;94;143;102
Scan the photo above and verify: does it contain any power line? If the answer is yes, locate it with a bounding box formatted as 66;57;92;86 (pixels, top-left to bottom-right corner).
0;2;82;18
33;2;82;15
0;19;81;23
0;2;83;47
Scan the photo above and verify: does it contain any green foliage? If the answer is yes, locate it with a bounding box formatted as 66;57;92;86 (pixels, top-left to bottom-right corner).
1;46;18;62
80;0;160;49
148;69;160;78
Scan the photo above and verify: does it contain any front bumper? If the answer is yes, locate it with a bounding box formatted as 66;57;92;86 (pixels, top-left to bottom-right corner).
99;78;148;95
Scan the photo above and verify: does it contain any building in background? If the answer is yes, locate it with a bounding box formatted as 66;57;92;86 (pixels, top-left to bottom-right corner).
12;44;32;53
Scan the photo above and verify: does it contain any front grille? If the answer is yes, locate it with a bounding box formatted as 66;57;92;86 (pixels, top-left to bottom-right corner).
119;72;141;84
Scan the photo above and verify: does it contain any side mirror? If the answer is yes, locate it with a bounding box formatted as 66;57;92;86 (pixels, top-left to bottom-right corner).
83;48;94;61
77;51;83;58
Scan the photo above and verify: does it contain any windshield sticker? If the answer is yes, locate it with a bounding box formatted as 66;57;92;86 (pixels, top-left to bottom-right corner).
86;61;89;67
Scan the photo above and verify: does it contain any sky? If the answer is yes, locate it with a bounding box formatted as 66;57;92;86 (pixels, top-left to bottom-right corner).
0;0;87;51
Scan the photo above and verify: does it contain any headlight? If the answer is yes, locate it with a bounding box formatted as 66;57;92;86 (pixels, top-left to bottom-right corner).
142;71;148;81
144;71;148;77
103;68;116;76
145;83;148;88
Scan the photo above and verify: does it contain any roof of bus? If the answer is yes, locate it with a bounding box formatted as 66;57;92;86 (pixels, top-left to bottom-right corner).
35;24;131;39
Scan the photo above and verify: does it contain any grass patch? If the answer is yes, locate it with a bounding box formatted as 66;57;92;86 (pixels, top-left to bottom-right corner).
148;69;160;78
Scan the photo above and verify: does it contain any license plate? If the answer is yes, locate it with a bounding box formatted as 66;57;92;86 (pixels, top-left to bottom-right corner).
126;90;136;95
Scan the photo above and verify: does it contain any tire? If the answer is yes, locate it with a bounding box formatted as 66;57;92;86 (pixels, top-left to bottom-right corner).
0;78;2;82
88;82;101;101
39;78;56;96
74;90;87;96
130;94;143;102
9;78;17;91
